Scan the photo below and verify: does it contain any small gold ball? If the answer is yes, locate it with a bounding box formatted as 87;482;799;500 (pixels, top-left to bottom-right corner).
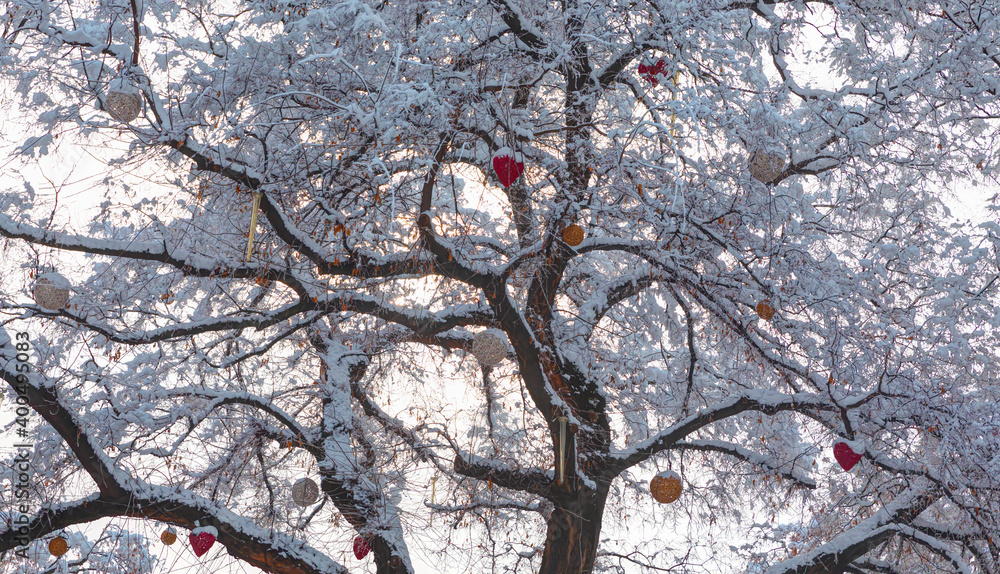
561;224;585;247
49;537;69;557
650;473;682;504
756;300;776;321
161;528;177;545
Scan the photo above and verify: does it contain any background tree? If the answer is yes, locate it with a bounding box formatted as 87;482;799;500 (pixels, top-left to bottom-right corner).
2;1;1000;574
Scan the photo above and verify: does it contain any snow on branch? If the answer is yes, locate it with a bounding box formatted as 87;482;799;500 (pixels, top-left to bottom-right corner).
890;524;975;574
674;439;816;489
317;295;494;336
485;0;551;57
763;487;939;574
417;211;500;290
0;328;373;573
0;346;126;497
454;453;553;497
350;376;437;464
0;487;349;574
574;271;659;340
610;390;835;472
0;211;311;297
173;388;313;449
31;21;131;62
65;300;312;344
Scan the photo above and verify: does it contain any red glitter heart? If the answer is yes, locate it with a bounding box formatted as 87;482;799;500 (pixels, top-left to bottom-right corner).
638;59;667;85
353;535;371;559
189;532;216;557
492;151;524;188
833;441;863;471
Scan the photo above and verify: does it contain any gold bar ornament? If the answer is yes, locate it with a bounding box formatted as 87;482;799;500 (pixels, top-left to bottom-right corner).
245;191;263;262
430;475;437;525
558;416;569;484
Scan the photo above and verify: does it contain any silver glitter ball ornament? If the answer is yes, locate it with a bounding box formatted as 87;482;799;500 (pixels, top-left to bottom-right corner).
748;150;785;183
291;478;319;506
33;273;70;310
471;329;508;368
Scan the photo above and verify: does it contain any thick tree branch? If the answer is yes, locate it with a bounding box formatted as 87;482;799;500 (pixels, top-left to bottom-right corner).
0;212;310;298
578;272;658;340
609;391;836;473
454;454;552;498
0;363;125;498
764;487;939;574
485;0;549;56
674;439;817;489
0;491;348;574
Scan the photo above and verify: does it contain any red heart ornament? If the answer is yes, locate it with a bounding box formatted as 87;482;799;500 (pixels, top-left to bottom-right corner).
353;535;371;559
638;59;667;85
492;150;524;188
189;532;216;557
833;441;863;471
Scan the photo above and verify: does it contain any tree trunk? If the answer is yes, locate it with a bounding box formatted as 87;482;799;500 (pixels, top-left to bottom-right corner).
539;487;609;574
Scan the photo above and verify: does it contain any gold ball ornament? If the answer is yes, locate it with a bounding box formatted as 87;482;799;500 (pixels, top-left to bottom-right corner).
161;527;177;545
561;224;585;247
49;536;68;557
650;470;682;504
748;149;785;183
291;477;320;506
471;329;508;368
33;273;70;310
756;300;776;321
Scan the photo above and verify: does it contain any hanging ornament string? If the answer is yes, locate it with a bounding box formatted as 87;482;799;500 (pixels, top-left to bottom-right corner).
128;0;141;68
246;191;263;262
490;87;527;190
103;0;145;124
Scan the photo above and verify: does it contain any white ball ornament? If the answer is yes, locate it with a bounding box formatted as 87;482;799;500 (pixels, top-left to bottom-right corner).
105;77;143;123
291;477;319;506
33;272;70;310
471;329;508;368
748;149;785;183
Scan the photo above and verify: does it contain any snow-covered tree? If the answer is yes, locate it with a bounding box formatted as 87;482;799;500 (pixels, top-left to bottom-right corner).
2;1;999;573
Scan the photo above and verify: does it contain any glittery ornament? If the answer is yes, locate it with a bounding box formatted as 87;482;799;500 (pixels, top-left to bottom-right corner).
353;536;371;559
471;329;508;368
650;470;682;504
49;537;68;557
104;77;142;123
161;528;177;545
189;527;217;557
833;441;863;471
33;273;70;310
291;477;320;506
561;224;585;247
748;149;785;183
756;300;775;321
638;59;667;85
492;147;524;188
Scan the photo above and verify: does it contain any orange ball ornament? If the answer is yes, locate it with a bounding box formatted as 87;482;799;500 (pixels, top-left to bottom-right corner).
756;300;775;321
49;536;68;557
161;527;177;545
650;470;682;504
561;224;585;247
